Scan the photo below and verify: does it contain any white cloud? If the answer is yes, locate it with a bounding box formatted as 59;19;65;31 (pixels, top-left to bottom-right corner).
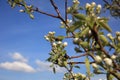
36;60;66;73
10;52;28;62
0;61;36;73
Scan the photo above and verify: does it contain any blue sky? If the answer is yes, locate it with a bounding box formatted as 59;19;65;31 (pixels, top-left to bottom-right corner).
0;0;120;80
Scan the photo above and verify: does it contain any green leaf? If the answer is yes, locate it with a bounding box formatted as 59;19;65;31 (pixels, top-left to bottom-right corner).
99;35;109;45
74;14;86;20
79;27;90;37
12;2;16;8
68;25;80;32
99;22;112;32
55;36;64;41
85;57;90;76
79;42;89;48
107;73;114;80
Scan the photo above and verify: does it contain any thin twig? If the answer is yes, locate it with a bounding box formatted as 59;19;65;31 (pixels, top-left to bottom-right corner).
68;61;95;64
33;8;59;18
65;0;68;22
50;0;61;17
69;53;88;59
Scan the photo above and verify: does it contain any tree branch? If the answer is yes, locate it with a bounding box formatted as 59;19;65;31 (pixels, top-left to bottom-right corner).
68;61;95;64
50;0;61;17
65;0;68;22
69;53;88;59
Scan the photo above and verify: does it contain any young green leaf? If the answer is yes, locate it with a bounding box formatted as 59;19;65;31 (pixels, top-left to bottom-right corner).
99;22;112;32
80;41;89;48
79;27;90;37
99;35;109;45
85;57;90;76
74;14;86;20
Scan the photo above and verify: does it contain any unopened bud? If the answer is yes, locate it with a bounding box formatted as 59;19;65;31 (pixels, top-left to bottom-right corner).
73;0;80;4
118;36;120;41
95;55;102;63
73;38;79;43
52;42;57;47
111;55;117;60
63;42;68;47
57;41;62;44
97;4;102;9
104;58;112;66
116;31;120;36
19;9;24;12
91;2;96;7
86;3;91;9
92;63;98;69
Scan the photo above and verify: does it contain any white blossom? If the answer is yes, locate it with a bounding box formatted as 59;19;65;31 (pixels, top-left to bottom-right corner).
95;55;102;63
97;17;100;19
73;38;79;43
97;4;102;9
86;3;91;9
111;55;117;60
107;33;112;37
116;31;120;36
49;31;55;35
63;42;68;47
92;63;98;69
73;0;80;4
52;42;57;47
118;36;120;41
19;9;24;12
57;41;62;44
104;58;112;66
91;2;96;7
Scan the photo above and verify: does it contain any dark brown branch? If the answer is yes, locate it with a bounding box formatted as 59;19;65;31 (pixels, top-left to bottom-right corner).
33;8;59;18
50;0;61;17
68;61;95;64
65;0;68;22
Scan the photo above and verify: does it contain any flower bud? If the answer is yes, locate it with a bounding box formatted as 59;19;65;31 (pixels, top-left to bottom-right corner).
67;7;71;13
63;42;68;47
49;31;55;35
104;58;112;66
97;17;100;19
92;63;98;69
107;33;114;40
116;31;120;36
91;2;96;7
60;21;64;24
96;4;102;14
95;55;102;63
97;4;102;10
81;74;86;79
73;0;80;4
57;41;62;44
111;55;117;60
118;36;120;41
19;9;24;12
73;38;79;43
86;3;91;9
52;42;57;47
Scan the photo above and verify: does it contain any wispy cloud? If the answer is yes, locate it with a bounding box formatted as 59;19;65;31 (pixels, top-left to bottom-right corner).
36;59;66;73
0;52;36;73
0;61;36;73
0;52;66;73
10;52;28;62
